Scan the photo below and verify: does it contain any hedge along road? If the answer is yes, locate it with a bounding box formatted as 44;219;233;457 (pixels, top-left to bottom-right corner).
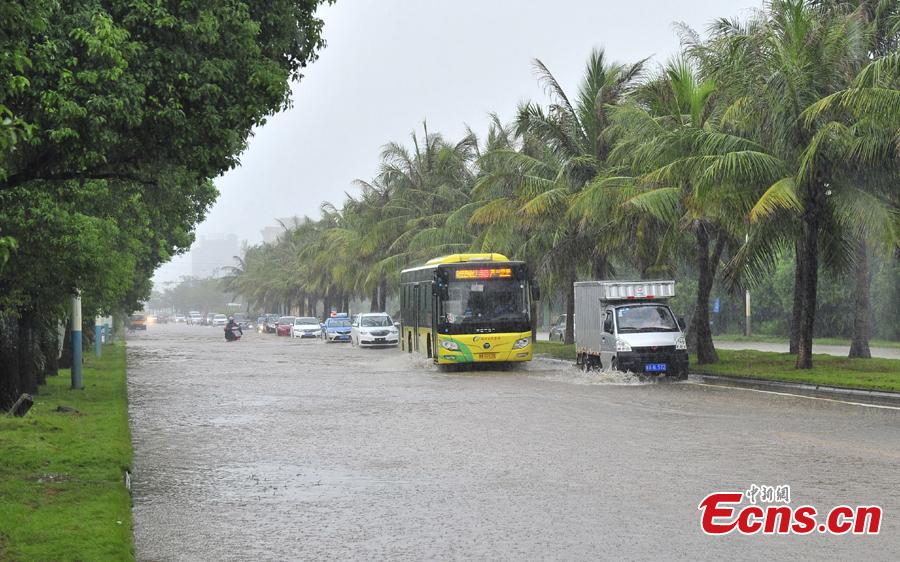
127;324;899;560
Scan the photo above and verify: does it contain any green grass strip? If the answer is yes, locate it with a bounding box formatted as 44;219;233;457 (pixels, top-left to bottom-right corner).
691;349;900;392
534;341;577;361
0;343;134;562
534;342;900;392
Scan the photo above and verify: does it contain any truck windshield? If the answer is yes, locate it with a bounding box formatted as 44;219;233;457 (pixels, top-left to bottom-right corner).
615;305;679;333
438;280;530;333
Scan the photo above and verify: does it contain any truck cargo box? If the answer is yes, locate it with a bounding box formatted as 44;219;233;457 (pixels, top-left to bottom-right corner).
576;280;675;301
573;280;676;356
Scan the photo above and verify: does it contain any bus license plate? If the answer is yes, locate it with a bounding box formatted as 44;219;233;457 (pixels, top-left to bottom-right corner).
645;363;667;372
479;352;497;359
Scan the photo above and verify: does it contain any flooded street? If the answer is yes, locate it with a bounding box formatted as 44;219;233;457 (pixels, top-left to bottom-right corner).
128;324;899;561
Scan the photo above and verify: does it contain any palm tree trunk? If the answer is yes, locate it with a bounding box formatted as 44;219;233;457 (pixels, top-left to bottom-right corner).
690;226;720;364
370;284;379;312
848;238;871;359
591;253;608;280
322;295;330;321
789;246;801;354
795;189;822;370
564;267;576;345
379;278;388;312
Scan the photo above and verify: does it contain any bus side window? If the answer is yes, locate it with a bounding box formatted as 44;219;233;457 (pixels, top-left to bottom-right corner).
424;284;432;326
419;284;428;327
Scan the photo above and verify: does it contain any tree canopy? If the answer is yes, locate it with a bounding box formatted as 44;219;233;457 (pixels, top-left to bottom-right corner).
0;0;333;408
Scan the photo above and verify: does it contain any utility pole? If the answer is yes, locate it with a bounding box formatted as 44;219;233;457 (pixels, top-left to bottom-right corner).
744;232;751;337
71;293;83;389
95;316;102;358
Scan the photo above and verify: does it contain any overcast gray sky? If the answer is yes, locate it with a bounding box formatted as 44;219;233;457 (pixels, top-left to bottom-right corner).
154;0;760;284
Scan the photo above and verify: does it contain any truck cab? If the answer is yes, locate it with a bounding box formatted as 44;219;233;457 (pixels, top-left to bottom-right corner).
574;281;688;379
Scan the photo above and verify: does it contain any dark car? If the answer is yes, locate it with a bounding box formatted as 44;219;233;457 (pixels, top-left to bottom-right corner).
233;313;250;330
263;314;280;333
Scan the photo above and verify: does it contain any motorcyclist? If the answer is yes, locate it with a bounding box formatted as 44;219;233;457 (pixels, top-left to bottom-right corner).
225;316;242;342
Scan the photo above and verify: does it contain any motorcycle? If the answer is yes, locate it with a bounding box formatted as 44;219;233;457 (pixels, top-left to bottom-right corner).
224;324;243;342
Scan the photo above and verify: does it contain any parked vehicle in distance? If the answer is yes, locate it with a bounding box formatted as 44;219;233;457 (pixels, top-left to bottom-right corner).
174;315;186;323
212;314;228;327
351;313;400;347
548;314;568;342
275;316;295;336
574;280;688;379
323;314;352;342
292;317;323;339
205;313;216;326
129;314;148;330
188;311;202;325
263;314;280;333
232;313;250;329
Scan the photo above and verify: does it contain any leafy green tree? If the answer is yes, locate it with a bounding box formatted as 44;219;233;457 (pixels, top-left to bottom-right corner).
0;0;332;408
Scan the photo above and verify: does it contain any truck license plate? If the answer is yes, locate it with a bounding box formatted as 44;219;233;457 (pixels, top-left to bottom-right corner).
479;352;497;359
645;363;667;372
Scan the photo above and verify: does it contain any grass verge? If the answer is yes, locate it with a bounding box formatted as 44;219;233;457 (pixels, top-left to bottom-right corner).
692;349;900;392
533;342;900;392
713;334;900;349
0;343;134;562
534;341;576;361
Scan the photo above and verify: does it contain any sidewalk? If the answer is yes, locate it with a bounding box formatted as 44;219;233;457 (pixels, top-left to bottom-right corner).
713;340;900;360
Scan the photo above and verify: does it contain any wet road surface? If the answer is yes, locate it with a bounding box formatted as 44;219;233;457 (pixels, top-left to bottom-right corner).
128;324;900;560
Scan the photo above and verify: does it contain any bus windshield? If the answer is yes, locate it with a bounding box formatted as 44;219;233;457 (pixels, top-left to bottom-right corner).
438;279;530;333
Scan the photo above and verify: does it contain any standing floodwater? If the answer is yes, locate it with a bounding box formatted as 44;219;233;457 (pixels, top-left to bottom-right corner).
128;324;899;560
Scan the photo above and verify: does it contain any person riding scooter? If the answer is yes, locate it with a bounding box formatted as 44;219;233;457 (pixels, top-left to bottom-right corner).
224;316;243;342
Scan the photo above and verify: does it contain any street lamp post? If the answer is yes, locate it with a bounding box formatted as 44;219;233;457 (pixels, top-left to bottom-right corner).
71;293;83;389
744;232;751;337
95;316;102;358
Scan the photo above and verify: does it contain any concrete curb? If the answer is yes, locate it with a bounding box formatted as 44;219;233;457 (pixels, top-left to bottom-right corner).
691;373;900;407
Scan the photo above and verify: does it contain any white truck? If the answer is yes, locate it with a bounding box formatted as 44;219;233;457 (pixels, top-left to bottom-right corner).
574;280;688;379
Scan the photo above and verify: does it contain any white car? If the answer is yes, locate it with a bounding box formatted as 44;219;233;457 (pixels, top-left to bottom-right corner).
188;311;202;325
291;316;323;339
351;313;400;347
212;314;228;327
174;315;186;323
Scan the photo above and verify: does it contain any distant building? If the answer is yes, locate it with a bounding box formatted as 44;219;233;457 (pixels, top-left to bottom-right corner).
261;217;302;245
192;234;239;279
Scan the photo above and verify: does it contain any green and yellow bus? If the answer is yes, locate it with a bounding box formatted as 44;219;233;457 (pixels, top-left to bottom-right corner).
399;253;539;365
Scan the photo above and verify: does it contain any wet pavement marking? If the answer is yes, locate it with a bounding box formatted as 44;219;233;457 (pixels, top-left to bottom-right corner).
689;382;900;411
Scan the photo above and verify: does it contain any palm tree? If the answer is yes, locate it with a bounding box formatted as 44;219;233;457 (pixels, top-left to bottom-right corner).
594;57;754;363
685;0;877;368
475;50;644;343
